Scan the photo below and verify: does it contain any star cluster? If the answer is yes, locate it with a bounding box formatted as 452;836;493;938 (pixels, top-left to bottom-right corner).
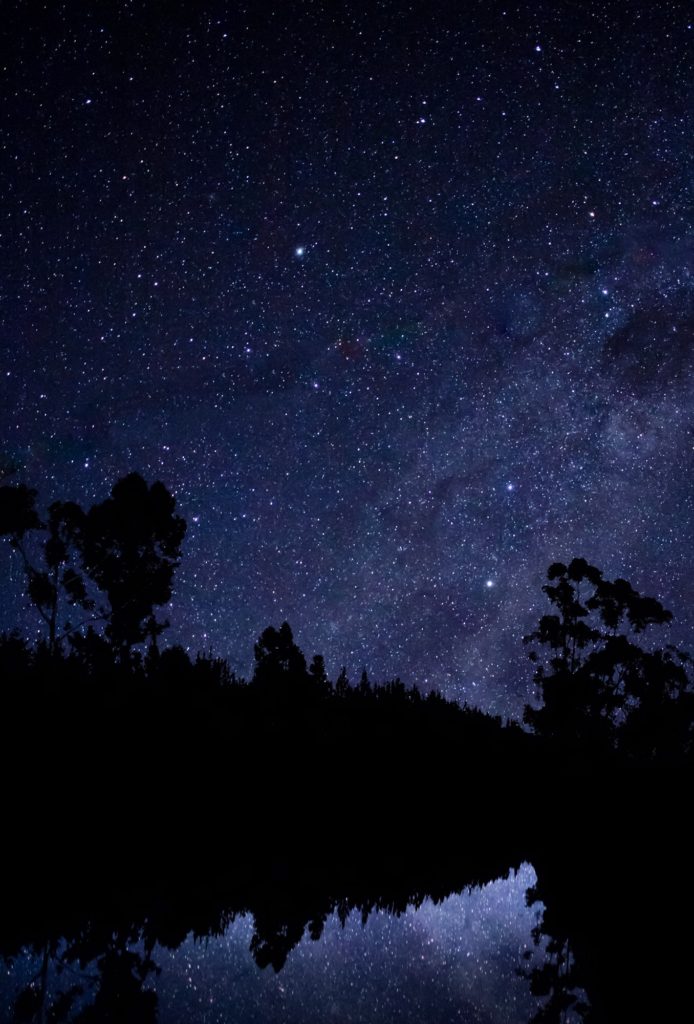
1;2;692;714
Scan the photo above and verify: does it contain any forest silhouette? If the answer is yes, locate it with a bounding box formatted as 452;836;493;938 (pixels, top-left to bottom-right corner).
1;470;693;1022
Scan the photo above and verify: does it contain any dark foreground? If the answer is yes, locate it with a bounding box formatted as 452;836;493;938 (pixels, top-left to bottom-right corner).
1;627;692;1022
3;737;692;1023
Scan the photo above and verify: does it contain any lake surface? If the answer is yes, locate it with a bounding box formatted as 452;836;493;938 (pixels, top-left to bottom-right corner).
2;864;579;1023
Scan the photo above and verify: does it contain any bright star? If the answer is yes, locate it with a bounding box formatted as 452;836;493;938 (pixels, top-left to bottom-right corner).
295;246;305;257
486;579;495;588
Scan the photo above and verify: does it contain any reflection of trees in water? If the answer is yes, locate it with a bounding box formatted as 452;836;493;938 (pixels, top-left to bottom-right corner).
5;865;526;1022
8;824;693;1024
521;795;694;1024
9;888;589;1024
11;935;159;1024
520;898;589;1024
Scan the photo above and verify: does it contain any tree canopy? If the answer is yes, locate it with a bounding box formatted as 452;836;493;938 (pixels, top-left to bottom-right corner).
0;471;185;658
524;558;693;757
81;473;186;655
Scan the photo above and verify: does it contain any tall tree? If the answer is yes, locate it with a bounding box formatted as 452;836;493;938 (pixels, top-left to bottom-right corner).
524;558;693;756
81;473;186;659
29;501;93;653
1;473;185;657
253;622;307;687
0;485;91;653
335;666;349;698
308;653;331;696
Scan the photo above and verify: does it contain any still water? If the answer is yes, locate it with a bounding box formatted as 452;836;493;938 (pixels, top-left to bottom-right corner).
2;864;582;1023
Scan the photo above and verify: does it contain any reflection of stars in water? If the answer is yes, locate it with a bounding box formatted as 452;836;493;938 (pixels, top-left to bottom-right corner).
147;865;545;1024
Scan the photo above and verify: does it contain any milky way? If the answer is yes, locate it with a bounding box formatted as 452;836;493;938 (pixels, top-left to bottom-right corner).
1;2;692;713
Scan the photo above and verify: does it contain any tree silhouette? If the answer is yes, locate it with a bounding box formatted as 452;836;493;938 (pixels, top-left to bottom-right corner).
0;482;40;539
521;933;589;1023
335;666;349;698
80;474;186;659
252;621;309;698
1;473;185;659
308;653;331;696
0;485;92;653
524;558;693;756
30;501;93;654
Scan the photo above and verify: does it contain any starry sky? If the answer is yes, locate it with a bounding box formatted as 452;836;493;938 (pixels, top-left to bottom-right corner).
1;1;692;714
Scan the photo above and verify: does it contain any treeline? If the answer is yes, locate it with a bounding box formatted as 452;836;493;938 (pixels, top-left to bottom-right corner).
2;469;692;763
1;615;533;885
0;470;535;880
2;473;693;878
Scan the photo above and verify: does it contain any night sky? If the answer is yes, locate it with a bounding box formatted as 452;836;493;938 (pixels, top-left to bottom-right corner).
1;1;692;715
